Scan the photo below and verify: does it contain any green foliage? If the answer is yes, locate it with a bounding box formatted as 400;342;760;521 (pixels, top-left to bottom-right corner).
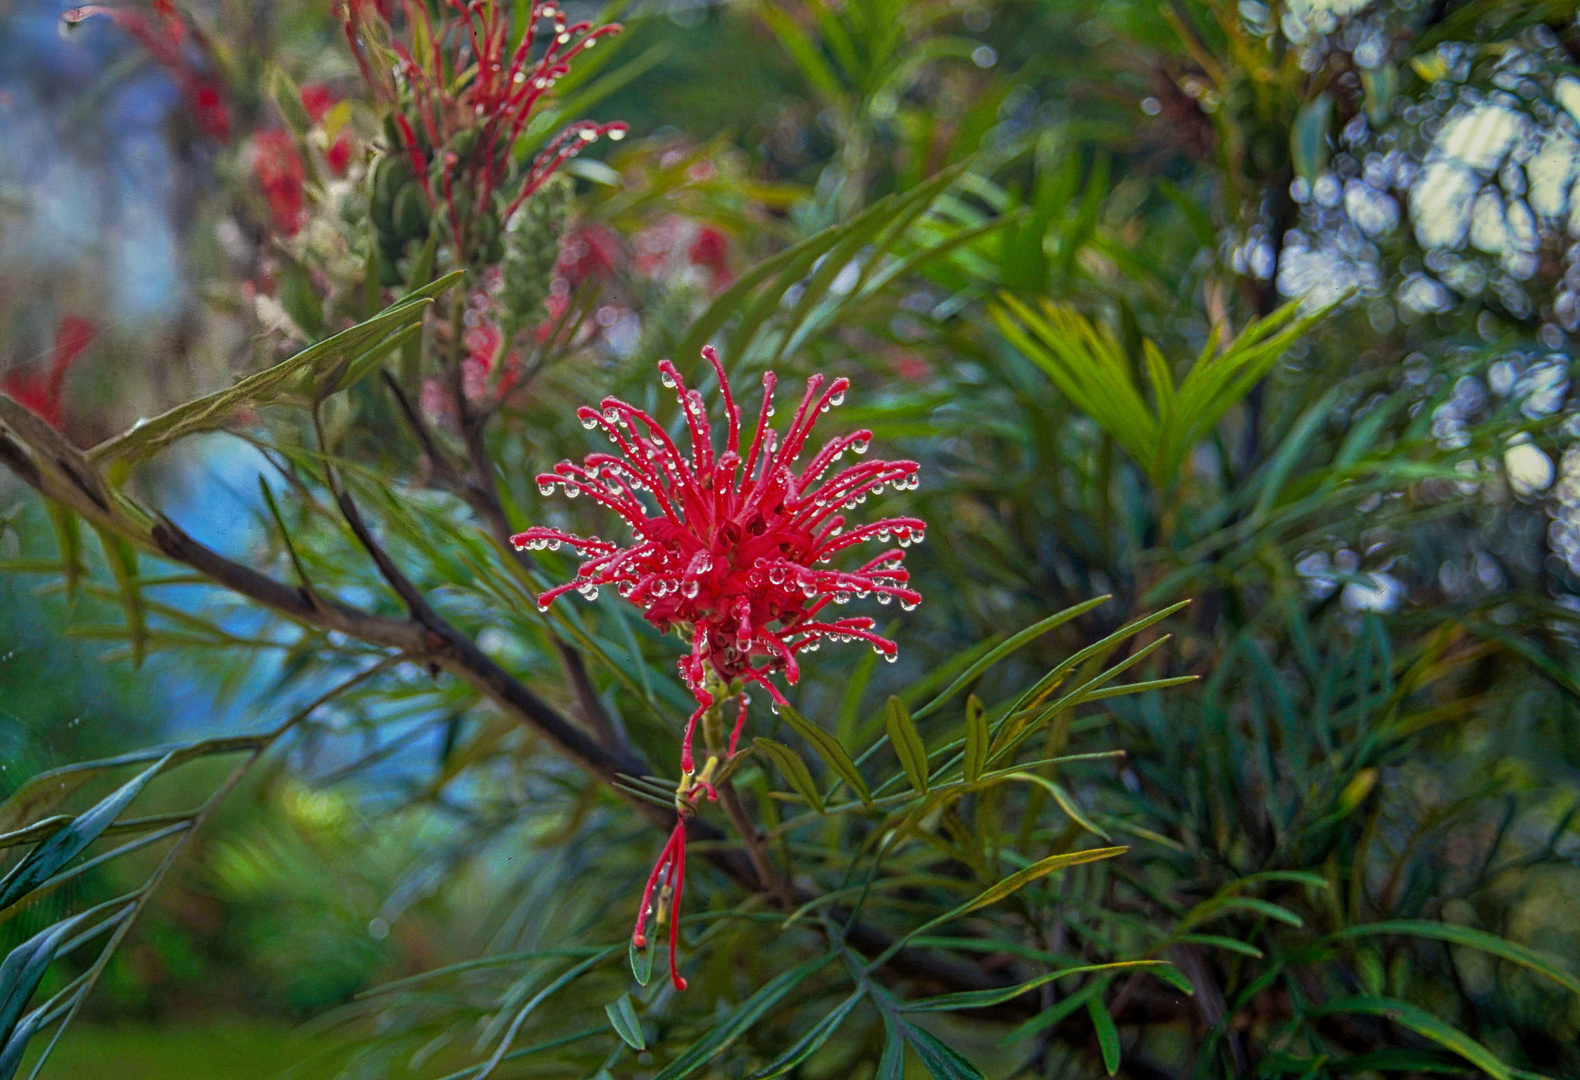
3;0;1580;1077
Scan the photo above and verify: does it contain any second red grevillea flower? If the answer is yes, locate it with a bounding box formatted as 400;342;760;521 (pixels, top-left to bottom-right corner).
512;347;923;988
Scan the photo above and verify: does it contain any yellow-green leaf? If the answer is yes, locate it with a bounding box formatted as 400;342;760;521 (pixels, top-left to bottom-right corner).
884;696;929;794
962;694;988;784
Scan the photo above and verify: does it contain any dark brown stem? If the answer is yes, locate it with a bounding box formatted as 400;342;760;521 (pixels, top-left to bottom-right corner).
718;778;794;909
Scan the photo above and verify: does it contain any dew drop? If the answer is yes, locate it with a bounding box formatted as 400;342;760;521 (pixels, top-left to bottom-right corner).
538;482;556;496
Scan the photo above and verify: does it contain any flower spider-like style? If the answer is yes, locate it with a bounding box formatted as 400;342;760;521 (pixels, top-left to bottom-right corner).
511;347;924;989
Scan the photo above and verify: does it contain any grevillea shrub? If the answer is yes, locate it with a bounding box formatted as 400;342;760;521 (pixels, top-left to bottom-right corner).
2;2;1580;1079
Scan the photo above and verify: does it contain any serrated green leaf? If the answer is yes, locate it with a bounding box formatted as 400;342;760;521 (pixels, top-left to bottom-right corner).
754;738;825;814
604;993;645;1051
962;695;988;784
778;706;870;806
884;696;929;795
1088;998;1120;1075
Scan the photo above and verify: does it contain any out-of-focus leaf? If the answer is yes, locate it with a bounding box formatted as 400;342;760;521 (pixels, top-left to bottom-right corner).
1312;996;1513;1080
1088;998;1120;1075
93;526;145;667
1326;921;1580;996
1290;92;1333;182
748;988;864;1078
649;954;834;1080
605;993;645;1051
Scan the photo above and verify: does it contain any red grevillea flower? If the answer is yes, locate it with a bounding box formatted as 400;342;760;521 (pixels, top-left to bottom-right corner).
511;347;923;988
346;0;627;249
253;129;306;236
2;316;96;428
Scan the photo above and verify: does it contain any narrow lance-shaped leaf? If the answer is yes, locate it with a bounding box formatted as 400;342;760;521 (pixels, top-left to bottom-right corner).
604;993;645;1051
754;738;826;814
962;694;988;784
778;705;871;806
901;1020;986;1080
1312;996;1513;1080
0;753;173;912
885;696;930;795
649;954;834;1080
1088;998;1120;1076
748;988;865;1079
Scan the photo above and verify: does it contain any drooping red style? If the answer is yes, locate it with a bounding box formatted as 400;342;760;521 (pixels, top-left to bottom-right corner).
63;4;231;141
512;349;924;989
1;316;97;428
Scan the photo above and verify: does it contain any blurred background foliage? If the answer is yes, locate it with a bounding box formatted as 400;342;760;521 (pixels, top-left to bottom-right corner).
3;0;1580;1078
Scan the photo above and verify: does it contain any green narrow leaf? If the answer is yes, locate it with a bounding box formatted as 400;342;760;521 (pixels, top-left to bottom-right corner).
962;695;988;784
903;961;1169;1013
748;988;865;1078
605;993;645;1051
1088;998;1120;1075
913;596;1111;721
884;697;929;795
754;738;825;814
0;911;91;1045
1326;920;1580;997
1312;996;1512;1080
1179;895;1304;932
649;954;834;1080
999;978;1108;1045
629;936;654;986
901;1020;986;1080
999;773;1110;840
44;503;82;602
0;753;173;912
93;526;145;667
876;1015;907;1080
87;272;461;467
1177;934;1264;959
959;847;1127;917
777;706;870;806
